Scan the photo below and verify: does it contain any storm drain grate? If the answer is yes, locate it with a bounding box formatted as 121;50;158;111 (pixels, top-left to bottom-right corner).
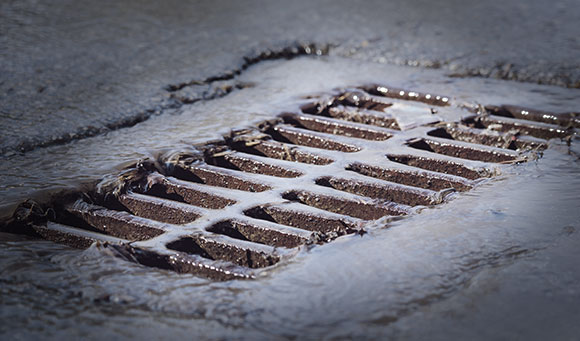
2;84;577;280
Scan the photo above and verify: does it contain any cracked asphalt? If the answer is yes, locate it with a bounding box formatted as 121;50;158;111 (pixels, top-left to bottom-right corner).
1;0;579;155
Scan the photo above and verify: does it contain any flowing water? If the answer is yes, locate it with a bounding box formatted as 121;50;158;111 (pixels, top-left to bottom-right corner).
1;57;579;339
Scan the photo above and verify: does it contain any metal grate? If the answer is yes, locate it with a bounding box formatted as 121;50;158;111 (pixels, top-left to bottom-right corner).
2;84;577;280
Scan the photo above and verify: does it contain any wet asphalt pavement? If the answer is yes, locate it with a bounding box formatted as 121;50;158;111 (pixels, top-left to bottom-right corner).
1;1;580;340
1;0;580;155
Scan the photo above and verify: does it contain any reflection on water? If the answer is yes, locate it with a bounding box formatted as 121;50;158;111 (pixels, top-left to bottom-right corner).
1;57;579;339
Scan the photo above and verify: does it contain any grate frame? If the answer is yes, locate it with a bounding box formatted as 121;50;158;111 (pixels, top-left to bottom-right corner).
2;84;576;280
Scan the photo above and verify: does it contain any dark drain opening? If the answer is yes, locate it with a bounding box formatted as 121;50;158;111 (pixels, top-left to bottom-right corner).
166;236;279;269
141;176;236;209
301;103;401;131
227;139;334;165
172;165;272;192
428;127;515;151
360;84;451;107
65;201;165;241
118;193;202;225
407;138;518;163
264;124;362;152
280;112;393;141
205;153;304;178
307;90;395;113
486;105;580;128
462;115;571;140
386;154;484;180
206;219;308;248
244;205;360;234
315;176;438;207
346;163;473;192
282;190;407;220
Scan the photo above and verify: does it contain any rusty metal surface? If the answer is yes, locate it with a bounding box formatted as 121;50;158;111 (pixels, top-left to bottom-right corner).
2;84;576;280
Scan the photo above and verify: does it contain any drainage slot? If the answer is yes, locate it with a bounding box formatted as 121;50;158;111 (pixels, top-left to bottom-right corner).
244;205;360;234
265;125;361;152
407;138;518;163
427;126;548;151
207;219;308;248
167;235;279;268
428;126;517;149
386;154;483;180
335;91;394;112
206;152;303;178
360;84;450;106
464;115;572;140
228;139;334;165
32;222;128;249
486;105;580;128
301;102;400;130
282;190;408;219
347;162;473;192
172;164;271;192
117;193;203;224
281;113;393;141
141;175;236;209
326;106;400;130
66;201;165;241
315;176;438;206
